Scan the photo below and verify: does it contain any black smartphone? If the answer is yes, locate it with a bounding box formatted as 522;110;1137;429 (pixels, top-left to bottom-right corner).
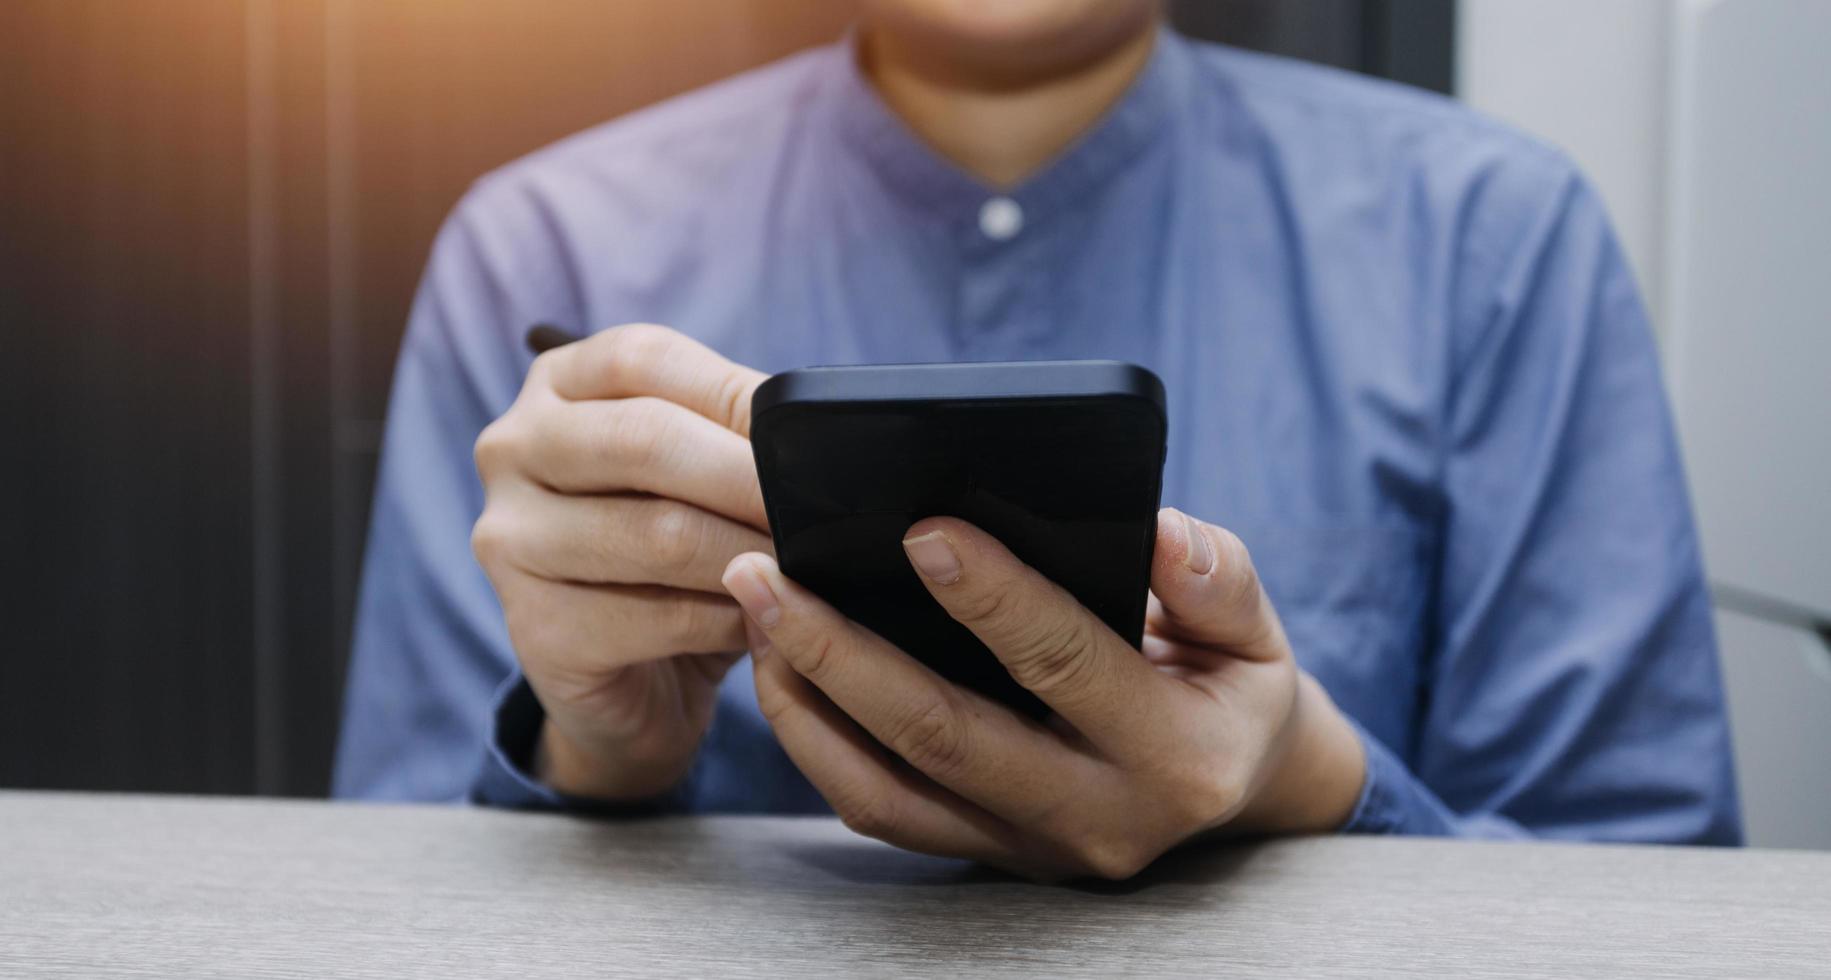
750;361;1168;718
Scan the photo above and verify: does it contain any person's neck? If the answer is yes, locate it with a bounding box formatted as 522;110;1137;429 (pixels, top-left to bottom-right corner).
860;21;1159;189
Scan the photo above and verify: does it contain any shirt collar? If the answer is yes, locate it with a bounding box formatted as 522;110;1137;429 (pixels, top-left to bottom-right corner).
826;24;1188;227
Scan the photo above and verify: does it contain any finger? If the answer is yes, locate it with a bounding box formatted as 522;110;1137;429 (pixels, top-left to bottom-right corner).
486;490;771;592
522;396;767;528
723;553;1106;828
751;639;1037;871
544;323;767;437
1141;633;1231;673
897;517;1180;763
685;651;746;688
1148;508;1286;660
498;574;748;673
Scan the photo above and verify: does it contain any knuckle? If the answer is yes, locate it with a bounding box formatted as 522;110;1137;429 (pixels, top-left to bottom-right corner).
526;348;564;384
504;595;565;663
604;322;672;378
472;419;518;477
715;371;752;433
1211;528;1262;607
662;594;716;647
1162;763;1245;830
469;509;514;570
1071;834;1151;882
887;700;969;779
795;631;842;684
835;789;900;842
754;671;797;725
1002;617;1101;700
955;578;1021;628
639;502;702;576
604;400;670;471
610;321;673;349
1211;772;1251;823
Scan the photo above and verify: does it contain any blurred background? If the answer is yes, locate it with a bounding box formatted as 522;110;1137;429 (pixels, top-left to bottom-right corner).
0;1;1823;847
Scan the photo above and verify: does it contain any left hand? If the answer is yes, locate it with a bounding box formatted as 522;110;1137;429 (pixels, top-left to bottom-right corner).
720;508;1367;881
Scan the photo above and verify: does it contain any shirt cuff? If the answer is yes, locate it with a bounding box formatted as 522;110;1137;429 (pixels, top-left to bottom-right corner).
1339;714;1456;837
470;673;695;816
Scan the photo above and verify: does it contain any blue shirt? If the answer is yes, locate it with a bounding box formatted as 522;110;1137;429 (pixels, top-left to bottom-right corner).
334;28;1741;843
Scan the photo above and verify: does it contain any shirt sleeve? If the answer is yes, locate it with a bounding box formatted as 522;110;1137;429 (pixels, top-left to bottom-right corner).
1342;167;1741;844
471;674;699;814
332;179;581;803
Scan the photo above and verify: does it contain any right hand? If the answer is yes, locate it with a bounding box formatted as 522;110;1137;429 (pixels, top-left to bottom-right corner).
471;324;771;801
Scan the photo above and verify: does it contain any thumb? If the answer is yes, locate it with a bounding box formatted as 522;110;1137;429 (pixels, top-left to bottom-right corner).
1149;508;1286;661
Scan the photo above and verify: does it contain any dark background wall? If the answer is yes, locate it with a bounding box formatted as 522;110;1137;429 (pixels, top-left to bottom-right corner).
0;0;1453;798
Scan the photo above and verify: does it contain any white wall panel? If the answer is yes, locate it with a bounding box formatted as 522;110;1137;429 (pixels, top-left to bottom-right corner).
1665;0;1831;616
1457;0;1672;331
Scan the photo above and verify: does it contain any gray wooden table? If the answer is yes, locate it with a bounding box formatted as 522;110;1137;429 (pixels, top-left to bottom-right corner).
2;791;1827;978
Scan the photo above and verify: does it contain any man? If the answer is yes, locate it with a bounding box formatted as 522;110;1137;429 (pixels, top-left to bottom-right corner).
334;0;1742;877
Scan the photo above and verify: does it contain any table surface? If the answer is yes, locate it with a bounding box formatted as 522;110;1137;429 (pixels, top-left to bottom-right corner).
3;791;1827;979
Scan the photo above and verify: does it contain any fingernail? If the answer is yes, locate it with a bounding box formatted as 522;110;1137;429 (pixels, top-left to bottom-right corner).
1181;511;1213;575
722;560;781;628
902;531;962;585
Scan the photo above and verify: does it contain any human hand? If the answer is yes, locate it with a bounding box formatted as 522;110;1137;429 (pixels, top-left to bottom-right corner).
472;324;770;801
721;510;1366;879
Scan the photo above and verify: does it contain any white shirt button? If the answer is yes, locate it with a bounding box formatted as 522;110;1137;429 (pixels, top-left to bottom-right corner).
978;196;1024;242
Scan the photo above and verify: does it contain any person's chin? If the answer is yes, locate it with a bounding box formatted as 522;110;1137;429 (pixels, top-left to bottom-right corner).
915;0;1106;38
863;0;1158;81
